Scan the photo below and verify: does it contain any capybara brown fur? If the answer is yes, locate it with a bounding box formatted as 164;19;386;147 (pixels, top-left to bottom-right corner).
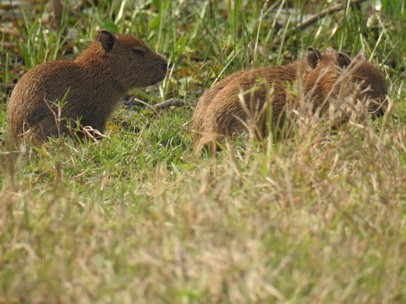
192;47;387;152
7;30;167;144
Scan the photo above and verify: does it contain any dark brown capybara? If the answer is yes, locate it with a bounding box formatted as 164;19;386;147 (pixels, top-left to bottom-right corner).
192;47;387;152
7;30;167;144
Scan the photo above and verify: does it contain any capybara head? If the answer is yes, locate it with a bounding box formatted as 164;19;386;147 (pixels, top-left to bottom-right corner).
305;47;388;115
76;30;168;89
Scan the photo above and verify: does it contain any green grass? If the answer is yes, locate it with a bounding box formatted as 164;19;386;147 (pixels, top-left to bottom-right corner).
0;0;405;303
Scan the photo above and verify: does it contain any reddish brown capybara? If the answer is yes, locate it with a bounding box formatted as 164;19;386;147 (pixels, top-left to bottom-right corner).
192;47;388;152
7;30;167;144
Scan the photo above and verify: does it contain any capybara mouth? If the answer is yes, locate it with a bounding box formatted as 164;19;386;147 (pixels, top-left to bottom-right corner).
150;73;166;85
370;103;386;117
158;60;168;82
160;60;168;75
368;97;388;118
151;62;168;84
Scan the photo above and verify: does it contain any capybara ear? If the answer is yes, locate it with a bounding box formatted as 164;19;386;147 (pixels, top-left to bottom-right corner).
306;47;322;69
355;50;367;60
337;52;352;68
98;30;116;54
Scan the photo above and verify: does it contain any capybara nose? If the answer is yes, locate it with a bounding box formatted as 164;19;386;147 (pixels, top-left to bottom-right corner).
160;59;168;74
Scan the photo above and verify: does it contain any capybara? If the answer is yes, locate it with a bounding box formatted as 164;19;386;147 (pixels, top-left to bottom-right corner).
192;47;387;152
7;30;167;143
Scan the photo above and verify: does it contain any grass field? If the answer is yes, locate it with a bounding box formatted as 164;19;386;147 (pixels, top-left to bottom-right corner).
0;0;405;303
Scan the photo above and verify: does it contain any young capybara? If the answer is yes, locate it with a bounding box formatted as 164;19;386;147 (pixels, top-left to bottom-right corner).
7;30;167;143
192;47;388;152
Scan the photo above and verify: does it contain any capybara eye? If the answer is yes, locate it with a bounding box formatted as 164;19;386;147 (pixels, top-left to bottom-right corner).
132;49;145;56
